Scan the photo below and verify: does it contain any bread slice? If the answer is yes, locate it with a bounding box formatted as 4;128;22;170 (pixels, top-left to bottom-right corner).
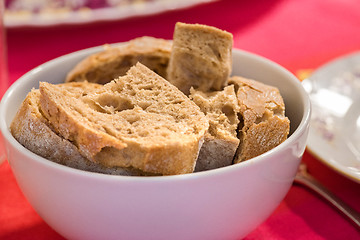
190;85;240;171
167;22;233;95
65;36;172;84
40;63;209;175
229;76;290;163
10;82;146;176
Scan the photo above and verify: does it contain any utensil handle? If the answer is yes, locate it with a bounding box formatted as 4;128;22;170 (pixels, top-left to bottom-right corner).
294;170;360;229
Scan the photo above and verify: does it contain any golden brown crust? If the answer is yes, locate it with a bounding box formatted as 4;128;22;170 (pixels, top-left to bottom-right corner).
10;83;147;176
237;116;290;161
229;76;290;162
66;36;172;84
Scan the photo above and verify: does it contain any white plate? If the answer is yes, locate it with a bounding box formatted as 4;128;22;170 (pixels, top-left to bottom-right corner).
303;51;360;183
5;0;216;28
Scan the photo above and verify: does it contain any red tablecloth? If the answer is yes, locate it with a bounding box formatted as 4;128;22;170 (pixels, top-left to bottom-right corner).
1;0;360;239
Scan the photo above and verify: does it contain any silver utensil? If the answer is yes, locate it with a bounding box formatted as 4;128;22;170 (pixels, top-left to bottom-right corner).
294;163;360;229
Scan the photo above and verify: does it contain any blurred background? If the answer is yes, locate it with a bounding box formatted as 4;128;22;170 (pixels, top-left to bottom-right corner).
4;0;360;82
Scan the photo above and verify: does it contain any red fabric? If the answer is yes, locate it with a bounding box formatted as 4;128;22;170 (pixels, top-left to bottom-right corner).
1;0;360;239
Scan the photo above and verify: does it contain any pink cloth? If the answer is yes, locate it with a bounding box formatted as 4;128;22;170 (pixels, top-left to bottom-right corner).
1;0;360;239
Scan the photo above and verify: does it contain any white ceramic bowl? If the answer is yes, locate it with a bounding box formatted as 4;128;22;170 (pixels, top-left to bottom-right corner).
0;46;311;240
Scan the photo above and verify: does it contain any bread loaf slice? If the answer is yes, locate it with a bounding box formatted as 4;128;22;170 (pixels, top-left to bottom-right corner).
10;82;146;176
66;36;172;84
40;63;209;175
229;76;290;163
167;22;233;95
190;85;240;171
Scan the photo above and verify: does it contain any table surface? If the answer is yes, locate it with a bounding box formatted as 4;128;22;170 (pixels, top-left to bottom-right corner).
1;0;360;239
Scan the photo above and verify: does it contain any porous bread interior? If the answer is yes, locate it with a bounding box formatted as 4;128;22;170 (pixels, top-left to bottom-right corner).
10;82;149;176
39;63;209;175
190;85;239;140
167;22;233;95
78;64;208;142
190;85;240;171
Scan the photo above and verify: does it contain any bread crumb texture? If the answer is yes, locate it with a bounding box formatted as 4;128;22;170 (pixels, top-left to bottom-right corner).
167;22;233;95
10;83;150;176
190;85;240;171
40;63;209;175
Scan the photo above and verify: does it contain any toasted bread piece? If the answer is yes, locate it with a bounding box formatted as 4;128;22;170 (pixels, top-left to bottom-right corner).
10;82;146;176
229;76;290;162
40;63;209;175
66;36;172;84
190;85;240;171
167;22;233;95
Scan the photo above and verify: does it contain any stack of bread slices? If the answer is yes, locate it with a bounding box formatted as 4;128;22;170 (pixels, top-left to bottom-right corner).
11;22;290;176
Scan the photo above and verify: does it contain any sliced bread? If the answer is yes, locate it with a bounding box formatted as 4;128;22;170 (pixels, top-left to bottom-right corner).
229;76;290;163
40;63;209;175
190;85;240;171
167;22;233;95
10;82;146;176
66;36;172;84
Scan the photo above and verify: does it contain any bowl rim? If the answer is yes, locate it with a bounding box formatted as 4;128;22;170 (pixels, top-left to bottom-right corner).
0;46;311;182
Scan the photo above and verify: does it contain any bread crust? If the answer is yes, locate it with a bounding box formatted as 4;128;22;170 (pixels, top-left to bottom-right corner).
229;76;290;162
66;36;172;84
10;83;147;176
